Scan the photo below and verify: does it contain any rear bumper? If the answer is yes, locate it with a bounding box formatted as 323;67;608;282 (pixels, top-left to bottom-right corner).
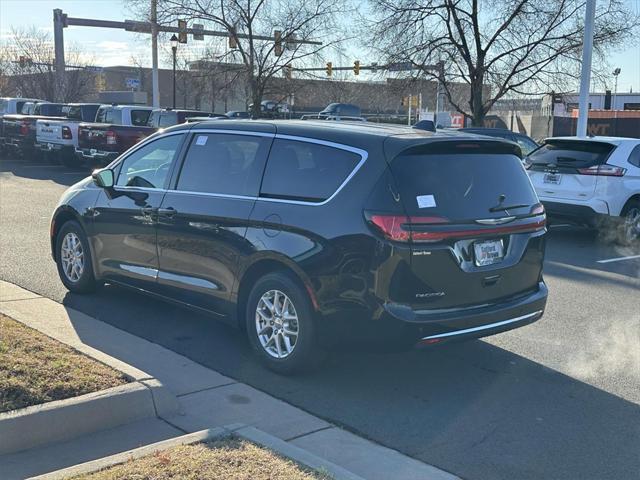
318;282;548;348
35;142;72;153
539;198;610;225
75;148;119;165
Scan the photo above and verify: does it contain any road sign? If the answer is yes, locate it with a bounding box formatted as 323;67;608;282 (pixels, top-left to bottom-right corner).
388;62;414;72
126;77;141;89
193;23;204;41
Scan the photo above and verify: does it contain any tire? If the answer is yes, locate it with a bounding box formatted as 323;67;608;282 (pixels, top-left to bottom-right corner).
618;199;640;245
55;220;98;293
245;272;323;374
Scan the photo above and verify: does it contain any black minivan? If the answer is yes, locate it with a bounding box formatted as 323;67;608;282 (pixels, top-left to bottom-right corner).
51;120;547;373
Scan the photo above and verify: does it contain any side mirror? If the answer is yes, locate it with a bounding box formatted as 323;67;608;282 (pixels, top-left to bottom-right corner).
92;168;114;189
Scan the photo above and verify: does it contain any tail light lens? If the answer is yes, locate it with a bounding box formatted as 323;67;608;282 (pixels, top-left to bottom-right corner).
20;121;29;135
62;126;72;139
577;164;626;177
105;130;117;145
368;212;545;243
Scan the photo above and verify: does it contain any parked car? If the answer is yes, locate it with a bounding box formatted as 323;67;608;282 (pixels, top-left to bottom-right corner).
413;120;436;132
0;97;43;153
147;109;219;128
35;103;101;166
526;136;640;244
75;105;155;166
50;120;548;373
459;128;539;156
248;100;289;118
226;111;250;119
2;102;66;158
318;103;361;119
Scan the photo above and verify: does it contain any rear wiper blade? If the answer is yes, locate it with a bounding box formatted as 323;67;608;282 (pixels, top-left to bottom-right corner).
489;203;529;213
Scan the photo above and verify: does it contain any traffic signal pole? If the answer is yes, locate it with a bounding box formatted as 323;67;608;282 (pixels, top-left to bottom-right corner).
151;0;160;108
577;0;596;137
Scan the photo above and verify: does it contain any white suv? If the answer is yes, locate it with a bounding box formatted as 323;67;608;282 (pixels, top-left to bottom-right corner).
526;136;640;244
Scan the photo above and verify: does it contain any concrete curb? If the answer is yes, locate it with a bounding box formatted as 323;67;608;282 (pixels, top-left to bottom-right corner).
31;425;366;480
0;383;156;456
0;284;180;456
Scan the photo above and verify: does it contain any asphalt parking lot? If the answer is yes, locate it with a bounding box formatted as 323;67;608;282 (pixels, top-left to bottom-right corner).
1;156;639;480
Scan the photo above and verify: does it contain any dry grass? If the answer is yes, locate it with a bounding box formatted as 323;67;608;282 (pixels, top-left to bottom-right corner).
73;437;333;480
0;314;129;413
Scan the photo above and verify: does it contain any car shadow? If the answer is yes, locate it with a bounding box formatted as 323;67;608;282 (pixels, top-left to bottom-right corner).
545;225;640;280
61;283;640;480
0;155;90;187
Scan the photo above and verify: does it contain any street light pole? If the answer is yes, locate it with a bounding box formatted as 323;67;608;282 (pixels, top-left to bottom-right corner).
170;34;178;109
576;0;596;137
613;68;621;110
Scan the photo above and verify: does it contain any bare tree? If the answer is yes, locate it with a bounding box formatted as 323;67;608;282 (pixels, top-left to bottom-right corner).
155;0;350;117
0;27;94;102
367;0;639;125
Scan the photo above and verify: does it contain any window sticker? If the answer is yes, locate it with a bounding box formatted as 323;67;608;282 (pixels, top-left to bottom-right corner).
416;194;436;208
195;135;208;146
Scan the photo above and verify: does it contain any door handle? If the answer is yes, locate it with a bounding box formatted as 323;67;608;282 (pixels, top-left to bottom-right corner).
141;206;156;216
158;207;177;218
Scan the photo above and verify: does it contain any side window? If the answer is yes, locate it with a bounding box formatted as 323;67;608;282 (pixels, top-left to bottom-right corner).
176;133;270;196
116;134;184;189
628;145;640;168
131;110;151;126
158;112;177;128
515;136;538;156
260;139;361;202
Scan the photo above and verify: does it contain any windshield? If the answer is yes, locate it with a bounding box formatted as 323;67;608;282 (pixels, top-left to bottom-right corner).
527;140;614;169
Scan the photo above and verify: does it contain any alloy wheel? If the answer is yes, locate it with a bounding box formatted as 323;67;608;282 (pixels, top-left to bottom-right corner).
623;207;640;244
60;232;84;283
255;289;299;359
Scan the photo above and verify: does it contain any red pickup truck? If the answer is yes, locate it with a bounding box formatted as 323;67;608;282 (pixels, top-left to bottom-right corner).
2;102;66;158
75;105;155;165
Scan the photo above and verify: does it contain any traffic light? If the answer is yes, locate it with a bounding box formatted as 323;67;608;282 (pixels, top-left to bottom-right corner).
178;20;187;44
284;64;293;80
353;60;360;75
274;30;282;57
326;62;332;77
229;27;238;49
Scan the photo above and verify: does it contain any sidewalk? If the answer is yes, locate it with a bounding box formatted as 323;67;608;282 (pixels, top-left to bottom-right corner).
0;280;458;480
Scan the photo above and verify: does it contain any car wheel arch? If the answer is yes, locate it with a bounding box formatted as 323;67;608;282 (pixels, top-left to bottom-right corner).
235;256;317;331
623;194;640;210
51;206;83;260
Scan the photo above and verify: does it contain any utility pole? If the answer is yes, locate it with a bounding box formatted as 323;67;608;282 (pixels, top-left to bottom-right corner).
613;68;621;110
408;94;412;126
53;9;66;102
151;0;160;108
577;0;596;137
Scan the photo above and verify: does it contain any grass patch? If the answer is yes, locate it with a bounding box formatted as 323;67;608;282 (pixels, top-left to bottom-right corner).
73;436;332;480
0;314;129;413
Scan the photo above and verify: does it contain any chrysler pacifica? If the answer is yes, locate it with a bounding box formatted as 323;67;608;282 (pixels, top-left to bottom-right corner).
51;120;548;373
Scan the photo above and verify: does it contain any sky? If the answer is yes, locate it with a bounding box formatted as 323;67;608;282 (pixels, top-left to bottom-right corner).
1;0;639;93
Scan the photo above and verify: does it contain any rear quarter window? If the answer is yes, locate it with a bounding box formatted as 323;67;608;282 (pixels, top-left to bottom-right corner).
260;139;362;202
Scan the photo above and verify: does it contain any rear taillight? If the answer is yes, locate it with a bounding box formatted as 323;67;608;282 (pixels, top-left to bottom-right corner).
20;121;29;135
577;164;626;177
62;126;72;139
369;215;448;242
106;130;117;145
368;213;545;243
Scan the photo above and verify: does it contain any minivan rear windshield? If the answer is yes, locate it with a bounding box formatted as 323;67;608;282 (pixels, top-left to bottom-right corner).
391;152;538;221
527;140;614;169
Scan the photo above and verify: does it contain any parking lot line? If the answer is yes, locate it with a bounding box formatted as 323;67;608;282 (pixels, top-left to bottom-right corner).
597;254;640;264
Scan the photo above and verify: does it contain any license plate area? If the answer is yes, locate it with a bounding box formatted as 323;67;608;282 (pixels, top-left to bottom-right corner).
543;172;561;184
474;239;505;267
